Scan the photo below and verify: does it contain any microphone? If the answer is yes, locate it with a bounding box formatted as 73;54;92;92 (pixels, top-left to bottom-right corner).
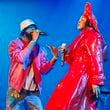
39;32;48;36
61;43;66;66
26;29;47;36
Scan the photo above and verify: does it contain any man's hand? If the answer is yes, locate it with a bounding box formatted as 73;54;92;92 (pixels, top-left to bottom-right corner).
47;45;58;58
31;30;39;40
92;85;100;98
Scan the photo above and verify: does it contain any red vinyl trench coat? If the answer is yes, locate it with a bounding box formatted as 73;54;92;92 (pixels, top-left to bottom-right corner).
45;27;105;110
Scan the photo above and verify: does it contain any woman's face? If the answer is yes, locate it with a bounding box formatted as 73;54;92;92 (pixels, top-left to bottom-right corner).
77;16;87;30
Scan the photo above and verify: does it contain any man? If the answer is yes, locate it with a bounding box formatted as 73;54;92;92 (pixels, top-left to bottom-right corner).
6;19;58;110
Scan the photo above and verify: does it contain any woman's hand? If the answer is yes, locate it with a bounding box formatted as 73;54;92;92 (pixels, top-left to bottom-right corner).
92;85;100;98
60;43;67;53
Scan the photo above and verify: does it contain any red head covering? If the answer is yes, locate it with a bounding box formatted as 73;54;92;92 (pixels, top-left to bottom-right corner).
82;2;99;32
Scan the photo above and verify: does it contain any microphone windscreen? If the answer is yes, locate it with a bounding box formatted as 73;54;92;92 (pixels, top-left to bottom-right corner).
39;32;48;36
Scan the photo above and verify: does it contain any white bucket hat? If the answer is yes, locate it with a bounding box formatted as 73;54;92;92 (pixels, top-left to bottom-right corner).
20;19;36;32
20;19;47;36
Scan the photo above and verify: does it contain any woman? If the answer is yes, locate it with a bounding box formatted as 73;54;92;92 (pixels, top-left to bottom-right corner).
45;2;106;110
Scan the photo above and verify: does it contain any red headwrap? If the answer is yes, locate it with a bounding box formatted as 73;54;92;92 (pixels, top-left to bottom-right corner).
83;2;99;32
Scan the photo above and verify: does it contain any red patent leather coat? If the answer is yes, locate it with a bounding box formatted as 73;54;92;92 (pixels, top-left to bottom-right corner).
45;27;105;110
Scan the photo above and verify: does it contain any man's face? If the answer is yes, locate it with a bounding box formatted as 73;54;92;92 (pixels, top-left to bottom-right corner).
31;29;40;40
77;16;87;30
25;25;40;41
